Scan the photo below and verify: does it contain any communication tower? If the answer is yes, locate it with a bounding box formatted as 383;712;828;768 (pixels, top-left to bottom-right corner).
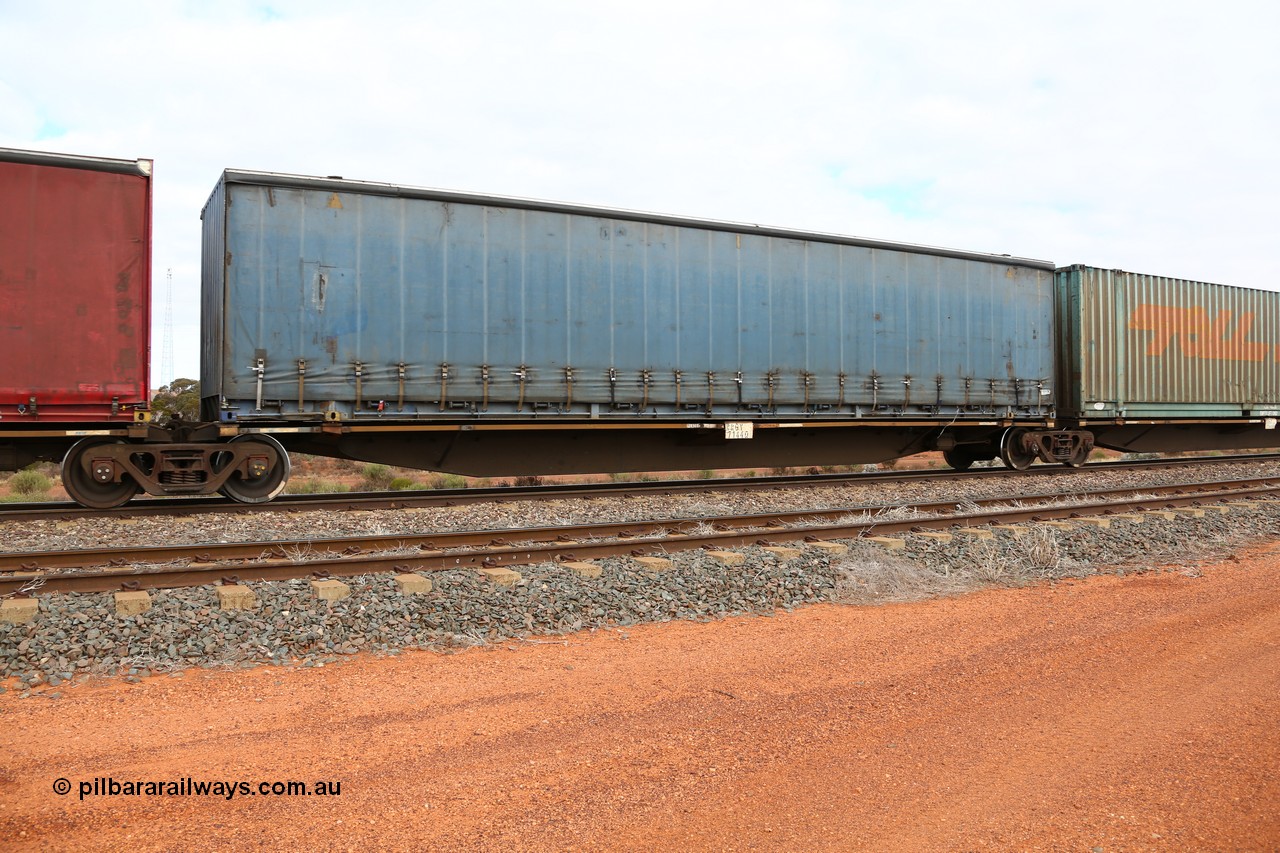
160;268;175;387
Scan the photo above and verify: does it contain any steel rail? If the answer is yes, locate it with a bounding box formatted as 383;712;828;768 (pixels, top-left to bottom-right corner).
4;475;1278;572
2;452;1279;523
3;482;1274;596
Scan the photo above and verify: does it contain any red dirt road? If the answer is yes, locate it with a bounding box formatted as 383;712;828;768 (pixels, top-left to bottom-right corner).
3;548;1278;851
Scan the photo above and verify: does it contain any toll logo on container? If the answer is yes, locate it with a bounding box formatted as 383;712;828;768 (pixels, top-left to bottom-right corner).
1128;305;1274;362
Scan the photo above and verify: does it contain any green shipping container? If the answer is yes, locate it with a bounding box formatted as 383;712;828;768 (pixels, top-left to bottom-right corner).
1056;265;1280;419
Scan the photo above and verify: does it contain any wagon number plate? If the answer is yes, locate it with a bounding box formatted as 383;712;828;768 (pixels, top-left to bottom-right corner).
724;422;754;440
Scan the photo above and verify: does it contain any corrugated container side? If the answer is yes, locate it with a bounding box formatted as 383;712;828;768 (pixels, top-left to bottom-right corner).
209;172;1057;422
1058;265;1280;417
0;149;151;421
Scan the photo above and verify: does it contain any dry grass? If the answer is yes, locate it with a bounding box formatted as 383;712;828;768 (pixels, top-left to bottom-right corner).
830;528;1077;605
829;547;971;603
263;543;317;563
1018;526;1064;575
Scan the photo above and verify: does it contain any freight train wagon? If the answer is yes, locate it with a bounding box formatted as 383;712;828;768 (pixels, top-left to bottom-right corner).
7;147;1279;509
200;168;1079;477
0;148;293;507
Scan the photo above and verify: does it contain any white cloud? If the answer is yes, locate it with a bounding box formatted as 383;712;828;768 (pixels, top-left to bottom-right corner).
2;0;1277;380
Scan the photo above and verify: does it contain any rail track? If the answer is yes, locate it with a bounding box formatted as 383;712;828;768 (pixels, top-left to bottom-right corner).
5;475;1276;597
3;452;1279;523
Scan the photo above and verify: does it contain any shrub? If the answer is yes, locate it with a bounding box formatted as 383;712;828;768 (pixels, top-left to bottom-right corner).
284;478;350;494
429;473;468;490
389;476;417;491
696;469;716;480
359;463;395;490
8;470;52;496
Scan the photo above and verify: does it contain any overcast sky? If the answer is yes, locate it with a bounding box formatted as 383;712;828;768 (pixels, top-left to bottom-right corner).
3;0;1277;382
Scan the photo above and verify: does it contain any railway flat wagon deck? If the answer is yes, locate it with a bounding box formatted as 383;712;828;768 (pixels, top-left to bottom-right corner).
200;169;1071;474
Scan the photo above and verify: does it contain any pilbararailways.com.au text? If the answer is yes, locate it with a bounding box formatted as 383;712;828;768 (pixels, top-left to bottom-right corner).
54;777;342;801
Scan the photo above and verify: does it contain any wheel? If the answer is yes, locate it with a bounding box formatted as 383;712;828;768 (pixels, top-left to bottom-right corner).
943;448;976;471
216;435;291;503
61;438;141;509
999;428;1036;471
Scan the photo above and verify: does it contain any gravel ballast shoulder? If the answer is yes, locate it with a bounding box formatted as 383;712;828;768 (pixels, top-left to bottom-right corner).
3;493;1277;691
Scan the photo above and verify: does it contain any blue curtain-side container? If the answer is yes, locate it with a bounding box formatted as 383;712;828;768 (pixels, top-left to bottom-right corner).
201;170;1057;423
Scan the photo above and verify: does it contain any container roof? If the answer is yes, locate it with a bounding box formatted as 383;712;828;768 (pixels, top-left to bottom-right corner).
215;167;1056;271
0;146;152;177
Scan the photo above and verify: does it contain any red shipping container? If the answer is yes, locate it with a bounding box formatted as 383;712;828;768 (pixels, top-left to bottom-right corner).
0;148;152;421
